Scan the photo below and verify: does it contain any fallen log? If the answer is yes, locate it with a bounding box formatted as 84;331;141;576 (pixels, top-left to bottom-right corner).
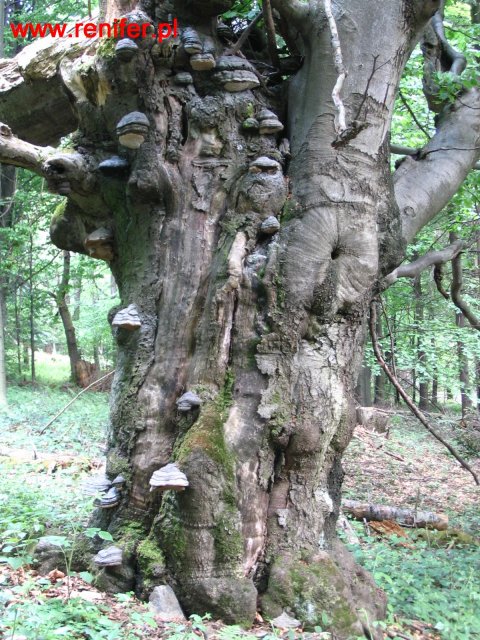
342;499;448;531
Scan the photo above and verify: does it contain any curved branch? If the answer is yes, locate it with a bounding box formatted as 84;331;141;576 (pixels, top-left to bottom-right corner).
394;87;480;244
369;302;479;486
450;233;480;331
383;239;465;287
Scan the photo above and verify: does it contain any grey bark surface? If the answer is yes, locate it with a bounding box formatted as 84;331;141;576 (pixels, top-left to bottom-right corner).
0;0;479;635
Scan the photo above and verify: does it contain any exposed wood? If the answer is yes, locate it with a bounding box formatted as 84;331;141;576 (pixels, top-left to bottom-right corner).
342;499;449;530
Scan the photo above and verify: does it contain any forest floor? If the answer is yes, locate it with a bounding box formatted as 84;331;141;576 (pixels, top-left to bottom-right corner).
0;384;479;640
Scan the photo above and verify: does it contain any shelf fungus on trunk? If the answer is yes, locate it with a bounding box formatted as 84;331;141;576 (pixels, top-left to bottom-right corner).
93;546;123;567
115;38;139;62
174;72;194;86
214;56;260;92
98;156;129;177
116;112;150;150
84;228;114;261
112;304;142;331
260;215;280;235
257;108;284;134
149;463;189;492
175;390;202;412
190;52;216;71
96;487;121;508
82;474;112;496
249;156;281;174
111;474;126;489
181;27;203;55
242;117;259;131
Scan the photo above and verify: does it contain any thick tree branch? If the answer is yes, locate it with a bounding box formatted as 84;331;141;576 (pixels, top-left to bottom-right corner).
0;123;54;173
383;239;466;287
0;123;95;196
0;28;95;144
450;233;480;331
369;302;479;485
394;87;480;244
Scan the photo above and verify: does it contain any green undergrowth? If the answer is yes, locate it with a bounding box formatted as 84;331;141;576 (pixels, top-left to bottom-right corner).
0;383;109;456
343;520;480;640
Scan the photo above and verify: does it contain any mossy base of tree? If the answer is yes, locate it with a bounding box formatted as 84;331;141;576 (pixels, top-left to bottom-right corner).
261;543;386;639
178;575;257;627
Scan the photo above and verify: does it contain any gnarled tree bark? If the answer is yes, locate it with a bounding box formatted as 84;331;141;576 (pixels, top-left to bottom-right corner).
0;0;479;636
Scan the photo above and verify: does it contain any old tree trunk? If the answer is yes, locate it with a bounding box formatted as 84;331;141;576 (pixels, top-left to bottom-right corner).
1;0;479;635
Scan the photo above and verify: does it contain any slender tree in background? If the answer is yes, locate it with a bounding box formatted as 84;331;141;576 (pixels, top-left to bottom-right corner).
0;0;479;635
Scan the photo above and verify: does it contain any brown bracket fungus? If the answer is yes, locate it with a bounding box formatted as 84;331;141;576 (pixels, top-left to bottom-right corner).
112;304;142;331
258;108;284;134
116;112;150;149
149;463;189;492
214;56;260;92
84;228;114;261
93;546;123;567
96;487;121;508
98;156;129;177
115;38;139;62
261;216;280;235
175;391;202;412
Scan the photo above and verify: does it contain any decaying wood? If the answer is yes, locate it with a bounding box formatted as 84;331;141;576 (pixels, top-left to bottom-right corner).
342;500;449;531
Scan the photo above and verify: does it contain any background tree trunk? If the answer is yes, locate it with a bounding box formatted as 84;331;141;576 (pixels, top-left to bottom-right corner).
55;251;83;385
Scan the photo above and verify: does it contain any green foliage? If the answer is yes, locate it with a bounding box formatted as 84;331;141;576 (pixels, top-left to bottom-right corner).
0;384;109;455
347;523;480;640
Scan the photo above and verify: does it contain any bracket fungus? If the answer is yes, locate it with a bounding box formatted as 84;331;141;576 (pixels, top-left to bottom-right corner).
190;52;216;71
112;304;142;331
261;216;280;235
149;463;189;492
181;28;202;54
214;56;260;92
116;112;150;149
96;486;121;509
258;109;284;134
174;71;194;86
82;474;112;496
111;474;126;488
175;391;202;412
249;156;281;174
115;38;139;62
242;117;259;131
93;546;123;567
84;228;114;261
98;156;129;177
